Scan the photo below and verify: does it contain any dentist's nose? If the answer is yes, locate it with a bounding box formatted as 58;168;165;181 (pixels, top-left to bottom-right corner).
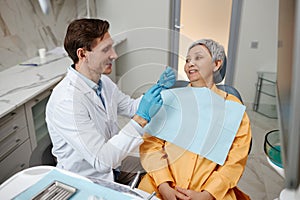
110;48;118;60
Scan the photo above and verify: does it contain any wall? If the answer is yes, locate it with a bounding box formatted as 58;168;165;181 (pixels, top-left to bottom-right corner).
234;0;279;104
95;0;172;96
0;0;95;72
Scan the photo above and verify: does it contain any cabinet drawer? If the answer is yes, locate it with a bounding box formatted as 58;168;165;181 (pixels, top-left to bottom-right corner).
0;106;27;142
0;127;29;162
0;139;31;184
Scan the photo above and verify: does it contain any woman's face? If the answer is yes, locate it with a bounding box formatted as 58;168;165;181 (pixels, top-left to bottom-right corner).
184;44;219;87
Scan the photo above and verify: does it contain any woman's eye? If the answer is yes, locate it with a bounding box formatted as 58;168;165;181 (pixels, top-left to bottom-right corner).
185;59;190;63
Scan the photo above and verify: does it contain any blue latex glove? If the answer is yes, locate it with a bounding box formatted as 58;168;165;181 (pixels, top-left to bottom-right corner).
157;66;176;89
136;84;163;122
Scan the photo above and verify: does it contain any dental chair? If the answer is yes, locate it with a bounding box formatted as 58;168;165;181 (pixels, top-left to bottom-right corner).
29;135;57;167
214;57;243;104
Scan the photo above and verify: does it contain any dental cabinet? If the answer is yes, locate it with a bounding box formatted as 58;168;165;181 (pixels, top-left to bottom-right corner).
0;105;31;183
0;53;72;184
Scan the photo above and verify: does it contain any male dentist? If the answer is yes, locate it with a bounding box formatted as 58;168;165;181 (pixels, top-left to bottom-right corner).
46;18;175;184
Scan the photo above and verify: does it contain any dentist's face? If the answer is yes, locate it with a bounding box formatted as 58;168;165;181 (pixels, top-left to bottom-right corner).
184;44;216;86
86;32;118;75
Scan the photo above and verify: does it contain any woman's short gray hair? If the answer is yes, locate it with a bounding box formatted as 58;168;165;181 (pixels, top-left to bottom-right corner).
188;39;226;83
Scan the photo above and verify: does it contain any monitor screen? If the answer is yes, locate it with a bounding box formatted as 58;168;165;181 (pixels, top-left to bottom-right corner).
276;0;300;189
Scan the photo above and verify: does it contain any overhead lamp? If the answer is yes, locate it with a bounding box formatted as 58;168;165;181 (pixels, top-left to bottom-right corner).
38;0;51;15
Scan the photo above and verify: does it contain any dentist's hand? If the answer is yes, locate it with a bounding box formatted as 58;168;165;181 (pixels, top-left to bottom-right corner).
136;84;163;122
157;66;176;89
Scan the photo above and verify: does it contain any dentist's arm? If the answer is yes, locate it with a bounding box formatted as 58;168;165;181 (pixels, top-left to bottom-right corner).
132;115;148;128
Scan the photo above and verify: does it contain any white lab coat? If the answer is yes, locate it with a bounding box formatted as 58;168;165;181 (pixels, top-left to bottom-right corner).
46;68;143;181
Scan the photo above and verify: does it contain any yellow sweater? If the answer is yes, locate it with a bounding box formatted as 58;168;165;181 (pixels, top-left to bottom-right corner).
138;85;252;200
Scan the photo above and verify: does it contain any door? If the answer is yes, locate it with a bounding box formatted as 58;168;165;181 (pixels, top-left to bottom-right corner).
169;0;182;73
170;0;242;84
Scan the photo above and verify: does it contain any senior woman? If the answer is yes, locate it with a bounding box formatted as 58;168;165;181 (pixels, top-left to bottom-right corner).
138;39;252;200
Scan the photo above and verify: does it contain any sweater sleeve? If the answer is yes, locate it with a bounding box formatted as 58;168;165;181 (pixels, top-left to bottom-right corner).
140;133;175;187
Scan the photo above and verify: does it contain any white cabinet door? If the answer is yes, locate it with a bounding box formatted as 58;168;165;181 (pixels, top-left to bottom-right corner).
25;88;53;150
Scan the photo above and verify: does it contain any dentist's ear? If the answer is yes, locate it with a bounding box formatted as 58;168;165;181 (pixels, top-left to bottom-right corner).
77;48;86;60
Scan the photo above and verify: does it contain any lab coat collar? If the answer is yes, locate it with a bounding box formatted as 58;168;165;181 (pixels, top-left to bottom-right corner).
69;65;98;91
66;68;107;111
67;67;94;95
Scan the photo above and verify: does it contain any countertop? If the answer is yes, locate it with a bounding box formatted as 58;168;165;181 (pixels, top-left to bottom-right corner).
0;50;72;118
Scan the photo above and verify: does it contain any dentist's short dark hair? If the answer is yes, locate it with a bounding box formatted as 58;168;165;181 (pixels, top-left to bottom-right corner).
64;18;110;64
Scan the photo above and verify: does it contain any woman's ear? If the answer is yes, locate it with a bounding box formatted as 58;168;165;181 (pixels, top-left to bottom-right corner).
213;60;222;72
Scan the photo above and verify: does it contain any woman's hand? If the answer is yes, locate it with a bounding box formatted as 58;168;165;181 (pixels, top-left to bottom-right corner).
176;187;215;200
158;182;190;200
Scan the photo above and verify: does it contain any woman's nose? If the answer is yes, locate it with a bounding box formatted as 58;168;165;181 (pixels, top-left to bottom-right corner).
188;61;195;67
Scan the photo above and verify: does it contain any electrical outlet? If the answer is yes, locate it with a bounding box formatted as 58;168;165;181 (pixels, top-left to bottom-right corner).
250;41;259;49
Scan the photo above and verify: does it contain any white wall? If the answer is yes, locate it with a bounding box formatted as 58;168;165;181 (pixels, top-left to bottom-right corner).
96;0;172;96
234;0;279;104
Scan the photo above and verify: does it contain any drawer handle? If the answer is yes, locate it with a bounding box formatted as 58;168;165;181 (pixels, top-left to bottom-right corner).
0;125;19;144
1;163;27;183
0;138;22;162
0;112;16;127
20;163;26;168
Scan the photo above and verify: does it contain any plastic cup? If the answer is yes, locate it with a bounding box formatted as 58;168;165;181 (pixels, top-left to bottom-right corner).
38;48;46;58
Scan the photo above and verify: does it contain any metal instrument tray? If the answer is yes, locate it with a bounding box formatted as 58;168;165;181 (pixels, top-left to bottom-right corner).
31;181;76;200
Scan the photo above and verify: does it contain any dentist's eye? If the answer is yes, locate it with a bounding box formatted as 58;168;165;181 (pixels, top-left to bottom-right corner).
102;44;113;53
102;47;109;53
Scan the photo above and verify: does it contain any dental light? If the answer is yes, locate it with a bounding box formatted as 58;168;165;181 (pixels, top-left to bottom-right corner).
38;0;51;15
